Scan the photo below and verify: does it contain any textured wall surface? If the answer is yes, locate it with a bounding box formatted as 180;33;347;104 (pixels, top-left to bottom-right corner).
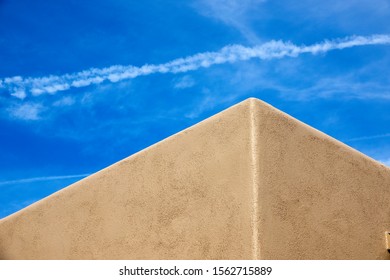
250;99;390;260
0;100;254;260
0;98;389;259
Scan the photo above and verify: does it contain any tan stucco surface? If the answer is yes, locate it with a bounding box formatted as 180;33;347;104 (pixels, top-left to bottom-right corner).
0;98;389;259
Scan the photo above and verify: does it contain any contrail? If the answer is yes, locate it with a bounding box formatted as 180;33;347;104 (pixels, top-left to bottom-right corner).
1;34;390;99
345;133;390;142
0;174;90;186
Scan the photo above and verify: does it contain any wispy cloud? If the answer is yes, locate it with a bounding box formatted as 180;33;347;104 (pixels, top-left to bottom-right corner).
7;102;45;120
270;75;390;101
184;89;241;119
345;133;390;142
0;174;90;186
52;96;76;107
1;34;390;99
193;0;266;43
173;75;196;89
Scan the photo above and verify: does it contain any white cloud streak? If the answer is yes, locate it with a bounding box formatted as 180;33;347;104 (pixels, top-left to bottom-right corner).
1;34;390;98
0;174;90;186
345;133;390;142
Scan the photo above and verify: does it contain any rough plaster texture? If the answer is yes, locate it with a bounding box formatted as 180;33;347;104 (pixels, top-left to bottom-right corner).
0;98;389;260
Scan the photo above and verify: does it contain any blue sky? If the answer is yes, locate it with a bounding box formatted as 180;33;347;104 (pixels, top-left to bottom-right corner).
1;0;389;218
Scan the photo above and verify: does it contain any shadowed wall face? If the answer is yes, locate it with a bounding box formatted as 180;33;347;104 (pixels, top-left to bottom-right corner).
250;100;390;260
0;98;389;260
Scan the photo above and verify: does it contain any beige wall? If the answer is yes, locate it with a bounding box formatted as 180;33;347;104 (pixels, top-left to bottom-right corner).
0;98;389;259
0;100;255;259
250;99;390;259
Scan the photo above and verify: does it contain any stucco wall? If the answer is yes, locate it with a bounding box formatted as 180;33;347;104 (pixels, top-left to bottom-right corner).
0;100;254;259
250;99;390;259
0;98;389;259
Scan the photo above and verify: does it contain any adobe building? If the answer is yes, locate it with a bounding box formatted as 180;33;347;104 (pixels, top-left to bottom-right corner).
0;98;389;260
